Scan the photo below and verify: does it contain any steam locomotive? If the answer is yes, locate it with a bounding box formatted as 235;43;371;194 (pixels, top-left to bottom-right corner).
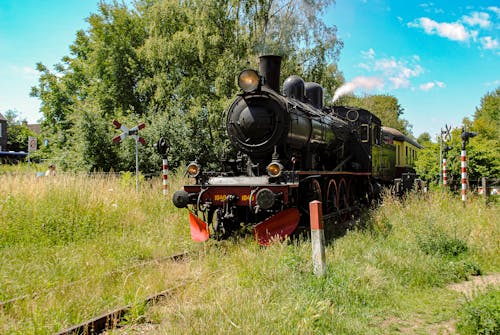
172;55;422;245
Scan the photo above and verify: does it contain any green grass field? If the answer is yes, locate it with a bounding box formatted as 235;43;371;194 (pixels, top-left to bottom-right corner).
1;166;498;334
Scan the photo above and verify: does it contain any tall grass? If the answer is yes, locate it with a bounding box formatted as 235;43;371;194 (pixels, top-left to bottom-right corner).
143;190;498;334
0;169;498;334
0;169;193;334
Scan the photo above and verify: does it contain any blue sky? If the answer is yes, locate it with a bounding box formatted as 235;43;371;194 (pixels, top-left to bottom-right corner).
0;0;102;122
1;1;499;138
326;0;500;137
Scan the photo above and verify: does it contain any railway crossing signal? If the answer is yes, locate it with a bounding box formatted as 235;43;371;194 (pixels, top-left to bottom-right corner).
112;120;146;145
112;119;146;192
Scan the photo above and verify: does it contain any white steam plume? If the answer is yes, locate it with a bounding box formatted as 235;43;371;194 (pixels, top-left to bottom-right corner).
332;76;384;103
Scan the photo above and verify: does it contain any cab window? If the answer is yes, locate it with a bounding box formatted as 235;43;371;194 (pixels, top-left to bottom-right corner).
361;124;369;142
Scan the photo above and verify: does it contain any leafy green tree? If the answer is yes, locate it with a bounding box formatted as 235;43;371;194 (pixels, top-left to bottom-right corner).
417;132;432;145
414;139;440;186
467;86;500;181
472;86;500;140
3;110;36;152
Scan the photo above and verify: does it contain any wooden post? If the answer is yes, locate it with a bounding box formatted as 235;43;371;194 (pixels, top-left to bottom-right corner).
310;200;326;277
482;177;488;204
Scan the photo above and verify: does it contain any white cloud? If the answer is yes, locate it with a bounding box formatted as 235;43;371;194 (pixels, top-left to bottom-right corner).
373;57;423;89
408;8;500;53
419;2;444;14
9;65;39;80
480;36;499;50
350;50;425;91
22;67;39;76
488;6;500;17
462;12;491;28
389;77;409;89
419;81;445;91
485;79;500;87
356;62;371;71
408;17;471;41
361;48;375;59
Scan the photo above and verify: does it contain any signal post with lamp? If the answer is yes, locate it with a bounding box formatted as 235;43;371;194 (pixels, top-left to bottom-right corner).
156;137;171;196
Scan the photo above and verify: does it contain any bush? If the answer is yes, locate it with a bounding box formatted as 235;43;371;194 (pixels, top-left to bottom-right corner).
417;225;468;258
457;289;500;335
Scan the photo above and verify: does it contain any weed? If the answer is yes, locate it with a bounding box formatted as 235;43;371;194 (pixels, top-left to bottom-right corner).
417;225;469;258
456;289;500;335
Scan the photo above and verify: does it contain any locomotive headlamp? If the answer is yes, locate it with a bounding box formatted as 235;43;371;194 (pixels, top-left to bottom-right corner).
186;162;201;177
238;69;260;92
266;161;283;177
256;188;275;210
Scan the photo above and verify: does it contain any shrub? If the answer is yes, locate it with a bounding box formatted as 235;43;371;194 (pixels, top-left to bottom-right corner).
417;225;468;258
457;289;500;335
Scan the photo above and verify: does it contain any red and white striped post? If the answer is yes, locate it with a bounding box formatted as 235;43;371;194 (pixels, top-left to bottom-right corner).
461;150;467;203
460;128;477;205
443;158;448;187
162;158;169;195
309;200;326;277
156;137;171;196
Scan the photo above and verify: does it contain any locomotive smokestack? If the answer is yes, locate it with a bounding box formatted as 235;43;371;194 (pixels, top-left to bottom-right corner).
259;55;282;93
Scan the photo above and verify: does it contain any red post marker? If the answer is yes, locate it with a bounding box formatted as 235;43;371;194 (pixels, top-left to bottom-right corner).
443;158;447;187
310;200;326;277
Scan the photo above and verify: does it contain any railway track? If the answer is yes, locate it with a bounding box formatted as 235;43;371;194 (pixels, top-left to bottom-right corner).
53;251;190;335
1;252;190;334
0;252;190;310
54;283;186;335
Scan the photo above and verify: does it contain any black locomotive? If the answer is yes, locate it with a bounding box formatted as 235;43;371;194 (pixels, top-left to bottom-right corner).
172;55;422;245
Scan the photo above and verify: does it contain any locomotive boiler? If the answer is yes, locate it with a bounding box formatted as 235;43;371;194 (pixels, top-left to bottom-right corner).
172;55;420;245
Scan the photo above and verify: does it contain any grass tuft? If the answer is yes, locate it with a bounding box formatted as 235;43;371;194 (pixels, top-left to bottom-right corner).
457;289;500;335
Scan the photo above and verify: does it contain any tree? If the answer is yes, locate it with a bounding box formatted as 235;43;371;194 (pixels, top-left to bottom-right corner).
3;110;36;152
472;87;500;140
467;86;500;180
414;140;440;185
417;132;432;145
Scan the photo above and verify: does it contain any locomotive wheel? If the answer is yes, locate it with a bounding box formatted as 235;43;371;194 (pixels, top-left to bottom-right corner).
325;179;338;215
311;179;322;202
337;178;350;219
297;178;323;231
299;178;322;213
